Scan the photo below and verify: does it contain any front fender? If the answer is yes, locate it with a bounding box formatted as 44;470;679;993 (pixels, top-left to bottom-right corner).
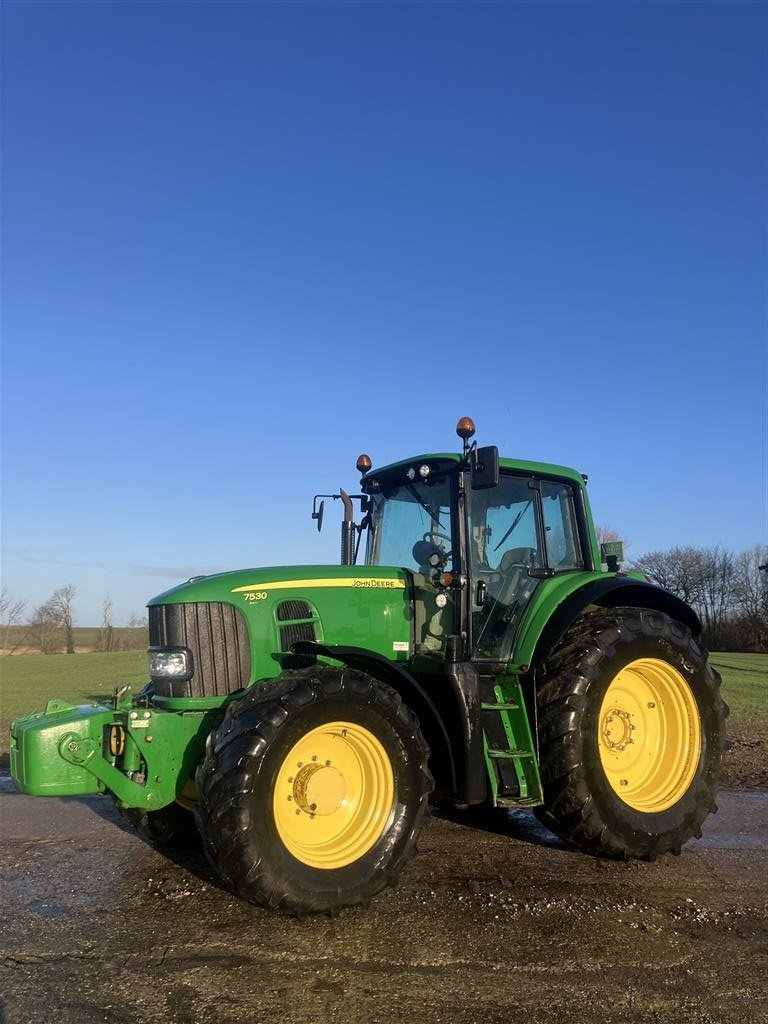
292;641;457;794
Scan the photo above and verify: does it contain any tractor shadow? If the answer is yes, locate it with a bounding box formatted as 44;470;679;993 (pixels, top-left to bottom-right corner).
433;804;580;854
77;794;228;893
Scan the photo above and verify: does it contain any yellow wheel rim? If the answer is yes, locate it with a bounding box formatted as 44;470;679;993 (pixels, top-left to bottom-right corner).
598;658;701;813
175;776;198;812
273;721;395;870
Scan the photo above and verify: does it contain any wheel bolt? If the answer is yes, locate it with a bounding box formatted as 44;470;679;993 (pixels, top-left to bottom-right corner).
325;760;331;766
311;755;318;762
287;776;294;783
295;809;301;816
647;702;655;708
620;779;628;786
287;795;292;801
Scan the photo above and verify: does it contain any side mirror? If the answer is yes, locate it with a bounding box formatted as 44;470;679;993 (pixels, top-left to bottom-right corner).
312;499;325;533
471;446;499;489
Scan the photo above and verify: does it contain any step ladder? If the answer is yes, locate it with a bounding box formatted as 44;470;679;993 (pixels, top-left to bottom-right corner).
481;679;543;808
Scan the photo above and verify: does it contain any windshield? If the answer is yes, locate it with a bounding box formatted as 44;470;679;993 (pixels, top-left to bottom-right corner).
366;475;454;572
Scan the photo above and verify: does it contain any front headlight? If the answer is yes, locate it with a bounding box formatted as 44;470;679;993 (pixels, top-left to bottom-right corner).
148;646;194;682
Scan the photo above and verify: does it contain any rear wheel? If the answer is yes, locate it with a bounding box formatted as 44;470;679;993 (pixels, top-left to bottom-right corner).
535;607;727;858
195;667;432;914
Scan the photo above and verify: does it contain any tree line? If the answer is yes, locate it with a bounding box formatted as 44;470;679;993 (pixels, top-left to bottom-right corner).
0;586;148;655
631;545;767;652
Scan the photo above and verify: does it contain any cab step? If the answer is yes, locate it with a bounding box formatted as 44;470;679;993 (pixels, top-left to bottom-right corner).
486;748;533;759
480;677;542;809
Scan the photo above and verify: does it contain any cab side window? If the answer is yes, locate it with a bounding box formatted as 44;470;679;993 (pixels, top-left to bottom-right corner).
541;481;583;569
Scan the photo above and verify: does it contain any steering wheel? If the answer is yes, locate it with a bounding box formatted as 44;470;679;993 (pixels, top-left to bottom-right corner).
423;531;452;557
423;530;451;546
412;532;452;569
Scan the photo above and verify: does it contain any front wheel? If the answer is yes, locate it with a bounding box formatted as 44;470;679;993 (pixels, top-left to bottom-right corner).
535;607;727;859
195;667;432;914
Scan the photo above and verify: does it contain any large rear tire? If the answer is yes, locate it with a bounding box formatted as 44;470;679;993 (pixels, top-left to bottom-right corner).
535;607;727;858
195;667;432;914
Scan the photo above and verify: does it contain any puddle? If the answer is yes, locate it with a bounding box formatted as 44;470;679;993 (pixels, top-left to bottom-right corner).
1;771;19;794
29;899;69;919
501;791;768;852
504;810;567;848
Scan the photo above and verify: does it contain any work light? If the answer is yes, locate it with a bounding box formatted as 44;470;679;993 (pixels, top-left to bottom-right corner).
148;646;194;682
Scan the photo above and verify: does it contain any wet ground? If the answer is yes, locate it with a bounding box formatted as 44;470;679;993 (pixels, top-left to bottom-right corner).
1;774;766;1024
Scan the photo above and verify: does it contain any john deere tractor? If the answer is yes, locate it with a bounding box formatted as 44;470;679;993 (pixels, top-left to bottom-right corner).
10;418;727;914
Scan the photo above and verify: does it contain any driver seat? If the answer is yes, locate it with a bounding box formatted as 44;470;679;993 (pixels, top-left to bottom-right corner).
493;547;538;609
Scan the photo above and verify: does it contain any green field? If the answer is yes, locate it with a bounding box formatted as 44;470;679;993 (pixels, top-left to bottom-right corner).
709;652;767;718
0;650;765;768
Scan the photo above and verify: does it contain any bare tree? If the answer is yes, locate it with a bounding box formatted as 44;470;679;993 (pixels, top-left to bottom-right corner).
732;545;768;650
120;612;149;651
28;601;63;654
0;587;26;653
696;546;736;650
28;585;77;654
47;584;77;654
595;524;624;546
97;595;115;652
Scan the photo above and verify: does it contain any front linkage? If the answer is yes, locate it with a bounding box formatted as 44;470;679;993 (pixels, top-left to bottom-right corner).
10;686;222;810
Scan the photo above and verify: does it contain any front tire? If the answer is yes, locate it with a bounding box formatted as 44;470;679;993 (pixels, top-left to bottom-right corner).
535;607;727;859
195;667;432;914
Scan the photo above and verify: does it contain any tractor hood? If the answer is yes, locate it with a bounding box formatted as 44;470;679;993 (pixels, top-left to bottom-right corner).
147;565;415;699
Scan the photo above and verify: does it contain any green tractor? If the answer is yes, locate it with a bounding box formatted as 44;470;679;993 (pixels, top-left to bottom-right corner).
10;418;727;914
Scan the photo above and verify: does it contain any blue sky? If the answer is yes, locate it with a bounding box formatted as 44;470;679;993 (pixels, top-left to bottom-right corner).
1;1;765;626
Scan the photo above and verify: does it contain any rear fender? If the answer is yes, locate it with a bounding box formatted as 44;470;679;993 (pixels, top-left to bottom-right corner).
528;577;702;672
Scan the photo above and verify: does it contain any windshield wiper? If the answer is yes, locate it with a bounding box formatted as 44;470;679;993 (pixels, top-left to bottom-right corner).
493;500;532;552
404;481;443;529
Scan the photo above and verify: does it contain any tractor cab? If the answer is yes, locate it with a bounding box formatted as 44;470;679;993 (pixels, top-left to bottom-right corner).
335;418;598;667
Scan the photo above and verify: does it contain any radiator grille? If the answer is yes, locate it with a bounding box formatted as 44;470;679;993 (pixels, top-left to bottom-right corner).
149;602;251;698
279;621;317;651
276;599;313;621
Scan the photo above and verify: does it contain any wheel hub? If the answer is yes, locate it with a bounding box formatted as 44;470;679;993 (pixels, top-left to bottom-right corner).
291;761;347;816
600;707;635;752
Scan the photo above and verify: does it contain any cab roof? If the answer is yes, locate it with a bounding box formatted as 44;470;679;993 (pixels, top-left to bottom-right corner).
364;452;587;488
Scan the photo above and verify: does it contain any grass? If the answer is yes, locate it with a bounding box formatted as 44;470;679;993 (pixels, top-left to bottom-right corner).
710;652;767;722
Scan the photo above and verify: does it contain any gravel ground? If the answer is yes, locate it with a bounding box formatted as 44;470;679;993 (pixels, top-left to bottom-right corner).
1;769;766;1024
